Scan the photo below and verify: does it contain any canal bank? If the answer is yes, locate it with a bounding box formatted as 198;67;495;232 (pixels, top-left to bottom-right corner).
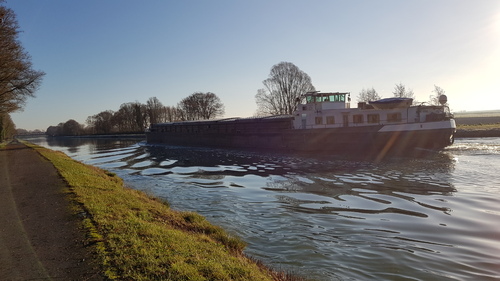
0;140;104;280
1;141;294;281
455;128;500;138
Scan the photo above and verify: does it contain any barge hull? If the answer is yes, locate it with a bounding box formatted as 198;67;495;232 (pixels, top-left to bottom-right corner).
146;124;455;157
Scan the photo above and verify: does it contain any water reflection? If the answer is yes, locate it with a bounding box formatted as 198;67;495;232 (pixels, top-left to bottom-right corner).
44;136;143;154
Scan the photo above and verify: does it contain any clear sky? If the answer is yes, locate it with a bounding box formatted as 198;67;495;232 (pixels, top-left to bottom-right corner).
5;0;500;131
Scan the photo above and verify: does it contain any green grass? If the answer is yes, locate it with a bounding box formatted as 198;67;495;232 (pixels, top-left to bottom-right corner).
456;123;500;130
23;142;284;280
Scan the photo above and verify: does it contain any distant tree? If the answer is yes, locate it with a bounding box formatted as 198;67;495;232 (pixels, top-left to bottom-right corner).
198;92;224;119
113;103;134;132
46;125;61;136
429;85;447;106
162;105;181;122
178;92;225;121
392;83;415;99
146;97;164;125
16;128;43;135
132;101;147;130
16;128;28;135
0;4;45;114
255;62;315;116
62;119;83;136
0;113;15;141
357;87;381;103
86;110;115;134
110;102;147;133
46;122;70;136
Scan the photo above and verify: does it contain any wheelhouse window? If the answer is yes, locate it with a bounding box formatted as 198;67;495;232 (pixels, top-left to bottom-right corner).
306;93;347;103
387;113;402;122
326;116;335;124
353;114;364;124
367;114;380;124
315;116;323;125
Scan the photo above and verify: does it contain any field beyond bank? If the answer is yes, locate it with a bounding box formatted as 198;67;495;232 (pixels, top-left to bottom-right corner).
454;114;500;138
23;142;299;281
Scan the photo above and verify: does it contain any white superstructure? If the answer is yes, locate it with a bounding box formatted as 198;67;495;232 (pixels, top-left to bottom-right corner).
293;92;455;132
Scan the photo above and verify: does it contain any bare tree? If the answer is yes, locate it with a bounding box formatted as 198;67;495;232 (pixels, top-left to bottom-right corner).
178;92;225;121
0;4;45;114
255;62;315;116
254;89;276;117
161;105;181;122
146;97;164;125
357;87;381;103
114;103;135;132
176;105;187;121
132;102;147;131
198;92;224;119
392;83;415;99
86;110;115;134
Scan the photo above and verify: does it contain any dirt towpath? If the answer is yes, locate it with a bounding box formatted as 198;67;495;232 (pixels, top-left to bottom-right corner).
0;141;104;280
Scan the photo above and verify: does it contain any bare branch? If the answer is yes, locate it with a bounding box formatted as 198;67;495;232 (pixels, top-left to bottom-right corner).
178;92;225;121
0;4;45;114
255;62;315;116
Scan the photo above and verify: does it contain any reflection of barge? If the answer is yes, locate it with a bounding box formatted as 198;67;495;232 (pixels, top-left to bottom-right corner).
146;92;456;157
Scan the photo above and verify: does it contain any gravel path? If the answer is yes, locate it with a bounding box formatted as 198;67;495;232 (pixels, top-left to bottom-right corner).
0;141;104;280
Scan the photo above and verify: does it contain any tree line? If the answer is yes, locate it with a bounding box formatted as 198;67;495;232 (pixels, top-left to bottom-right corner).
46;92;225;136
38;60;450;137
356;83;447;106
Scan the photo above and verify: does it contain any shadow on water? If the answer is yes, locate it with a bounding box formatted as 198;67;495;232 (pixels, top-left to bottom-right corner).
142;143;456;179
42;136;141;154
23;135;458;219
138;143;457;219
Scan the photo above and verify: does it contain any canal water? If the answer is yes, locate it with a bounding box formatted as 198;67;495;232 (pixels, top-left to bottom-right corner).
23;136;500;280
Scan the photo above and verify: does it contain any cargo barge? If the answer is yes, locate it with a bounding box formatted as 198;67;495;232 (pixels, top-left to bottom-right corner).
146;92;456;158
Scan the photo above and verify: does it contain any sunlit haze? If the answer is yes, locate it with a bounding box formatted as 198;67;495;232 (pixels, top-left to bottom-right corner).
6;0;500;131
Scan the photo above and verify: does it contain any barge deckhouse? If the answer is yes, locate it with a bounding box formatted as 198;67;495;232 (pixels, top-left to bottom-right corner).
146;92;455;158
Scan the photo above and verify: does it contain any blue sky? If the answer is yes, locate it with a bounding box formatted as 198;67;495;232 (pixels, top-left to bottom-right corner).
6;0;500;130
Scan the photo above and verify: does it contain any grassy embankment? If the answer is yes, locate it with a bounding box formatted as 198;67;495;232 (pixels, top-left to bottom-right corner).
457;123;500;130
454;111;500;137
24;142;299;281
